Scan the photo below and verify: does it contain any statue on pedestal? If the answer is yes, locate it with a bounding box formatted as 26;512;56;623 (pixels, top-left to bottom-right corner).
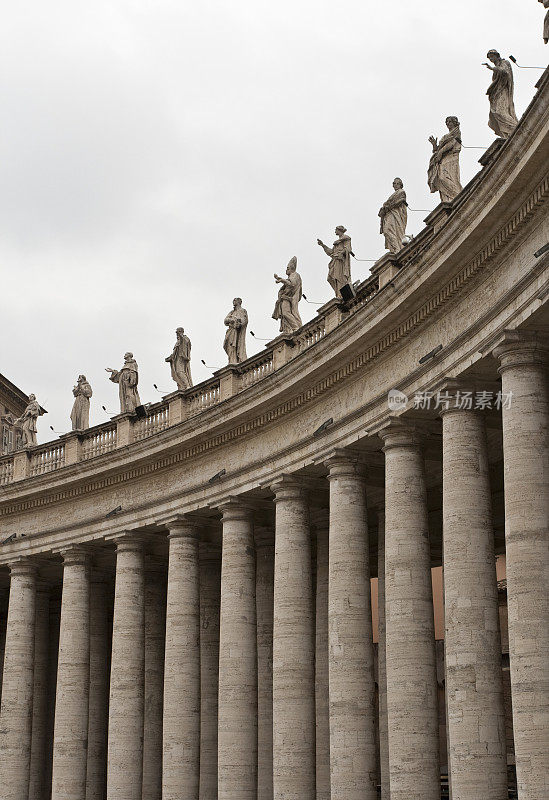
106;353;141;414
483;50;518;138
317;226;352;298
540;0;549;44
379;179;408;253
223;298;248;364
272;257;303;334
15;394;44;448
70;375;92;430
166;328;193;390
428;116;463;203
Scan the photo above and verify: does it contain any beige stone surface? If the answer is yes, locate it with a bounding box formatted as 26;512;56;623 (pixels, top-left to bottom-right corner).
29;582;50;800
427;117;462;202
377;511;390;800
199;542;221;800
256;531;274;800
163;521;200;800
379;179;407;253
143;564;166;800
86;572;110;800
326;454;377;799
314;522;330;800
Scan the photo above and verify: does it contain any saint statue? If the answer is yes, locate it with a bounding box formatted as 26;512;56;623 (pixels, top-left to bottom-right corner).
70;375;92;431
379;178;408;253
223;298;248;364
483;50;519;138
317;226;352;298
428;116;463;203
105;352;141;414
540;0;549;44
166;327;193;390
15;394;45;448
272;257;303;334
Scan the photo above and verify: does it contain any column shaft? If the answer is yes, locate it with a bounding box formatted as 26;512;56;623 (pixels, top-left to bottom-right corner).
86;574;111;800
272;479;315;800
29;583;51;800
163;522;200;800
218;502;257;800
200;543;221;800
315;524;330;800
107;537;146;800
51;549;91;800
256;533;274;800
377;511;390;800
380;422;440;800
442;407;507;799
0;561;37;800
327;457;377;799
143;566;166;800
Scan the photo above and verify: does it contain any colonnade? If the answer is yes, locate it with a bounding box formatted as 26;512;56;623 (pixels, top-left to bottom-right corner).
0;332;547;800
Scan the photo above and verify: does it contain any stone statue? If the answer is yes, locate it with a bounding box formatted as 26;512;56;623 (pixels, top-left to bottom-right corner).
105;353;141;414
166;327;193;390
70;375;92;431
428;117;463;203
540;0;549;44
223;298;248;364
14;394;44;448
317;226;352;298
483;50;519;138
272;257;303;334
379;178;408;253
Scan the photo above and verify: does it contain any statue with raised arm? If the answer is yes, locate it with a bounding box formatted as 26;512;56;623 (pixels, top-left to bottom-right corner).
428;116;463;203
166;327;193;390
70;375;92;430
223;298;248;364
483;50;518;138
105;352;141;413
272;256;303;334
317;226;352;298
15;394;45;448
540;0;549;44
379;178;408;253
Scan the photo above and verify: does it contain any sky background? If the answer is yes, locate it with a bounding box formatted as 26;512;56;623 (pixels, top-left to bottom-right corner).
0;1;547;439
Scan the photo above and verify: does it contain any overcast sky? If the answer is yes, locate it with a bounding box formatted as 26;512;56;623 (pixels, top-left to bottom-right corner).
0;1;546;439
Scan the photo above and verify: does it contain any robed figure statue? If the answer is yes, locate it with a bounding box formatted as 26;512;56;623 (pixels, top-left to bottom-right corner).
106;353;141;414
428;116;463;203
272;257;303;334
317;226;352;298
223;298;248;364
483;50;518;139
166;327;193;390
379;178;408;253
541;0;549;44
15;394;45;448
70;375;92;430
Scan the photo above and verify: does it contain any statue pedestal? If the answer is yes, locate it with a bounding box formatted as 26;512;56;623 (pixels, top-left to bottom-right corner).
370;253;401;290
13;449;31;482
60;431;83;465
112;413;134;448
317;298;345;333
424;202;453;234
214;366;241;402
268;335;296;370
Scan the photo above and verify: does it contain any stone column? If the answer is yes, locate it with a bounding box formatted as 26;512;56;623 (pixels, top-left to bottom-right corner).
163;519;200;800
218;500;257;800
377;510;390;800
314;520;330;800
256;529;274;800
326;453;378;799
271;477;315;800
0;560;37;800
493;332;549;799
0;600;6;703
441;400;507;799
200;541;221;800
51;548;91;800
29;582;51;800
379;420;440;800
143;562;166;800
86;571;111;800
45;597;61;798
107;534;146;800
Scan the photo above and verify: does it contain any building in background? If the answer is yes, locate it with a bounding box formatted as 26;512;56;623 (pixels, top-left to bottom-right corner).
0;373;27;454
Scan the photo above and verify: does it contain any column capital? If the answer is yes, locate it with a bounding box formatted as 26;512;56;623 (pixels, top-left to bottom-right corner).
492;329;549;372
324;448;366;480
166;516;200;540
270;474;308;502
8;558;38;578
377;417;424;452
431;377;486;418
105;530;148;552
217;496;253;522
53;545;93;567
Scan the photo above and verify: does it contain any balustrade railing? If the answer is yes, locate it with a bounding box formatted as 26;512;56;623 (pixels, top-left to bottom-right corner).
295;318;326;353
187;380;220;416
133;405;170;442
0;457;14;486
82;425;117;459
240;352;274;389
30;443;65;477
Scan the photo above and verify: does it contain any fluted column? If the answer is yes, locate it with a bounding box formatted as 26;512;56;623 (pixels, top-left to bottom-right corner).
272;477;315;800
379;420;439;800
218;500;257;800
107;534;146;800
377;510;390;800
86;571;111;800
200;541;221;800
163;519;200;800
493;332;549;799
0;559;37;800
51;547;91;800
326;452;377;798
143;562;166;800
314;520;330;800
29;582;51;800
441;398;507;799
256;530;274;800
